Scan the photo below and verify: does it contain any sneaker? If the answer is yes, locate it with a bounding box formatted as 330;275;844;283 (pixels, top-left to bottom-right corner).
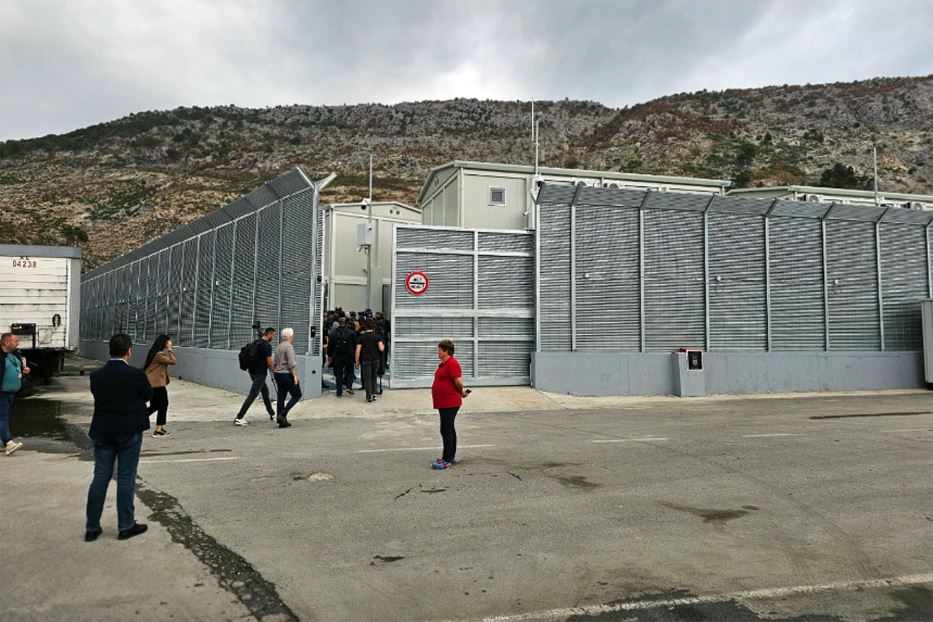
234;418;249;426
335;393;342;398
4;440;23;456
118;522;148;540
346;388;354;396
432;460;452;470
268;411;276;421
278;419;292;428
152;429;170;437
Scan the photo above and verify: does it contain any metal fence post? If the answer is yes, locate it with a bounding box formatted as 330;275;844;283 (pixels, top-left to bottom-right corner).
638;192;649;353
191;235;201;347
177;242;186;339
277;199;284;333
227;220;238;349
703;196;716;351
251;210;260;327
570;199;576;352
875;212;887;351
534;198;541;353
764;200;778;352
206;229;218;348
142;260;150;342
165;247;173;337
821;205;833;351
308;188;319;356
473;229;479;380
927;221;933;298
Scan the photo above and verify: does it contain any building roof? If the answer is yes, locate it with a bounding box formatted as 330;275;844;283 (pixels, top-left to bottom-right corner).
327;201;419;214
728;185;933;203
0;244;82;259
417;160;732;204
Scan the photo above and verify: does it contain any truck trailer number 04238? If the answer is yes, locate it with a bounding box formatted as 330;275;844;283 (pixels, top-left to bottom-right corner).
11;257;37;269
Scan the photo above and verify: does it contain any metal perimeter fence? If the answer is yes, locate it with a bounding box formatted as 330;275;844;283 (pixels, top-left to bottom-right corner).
537;183;933;354
80;168;329;357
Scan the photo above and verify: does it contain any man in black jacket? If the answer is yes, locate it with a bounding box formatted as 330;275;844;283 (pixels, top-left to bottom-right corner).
84;334;152;542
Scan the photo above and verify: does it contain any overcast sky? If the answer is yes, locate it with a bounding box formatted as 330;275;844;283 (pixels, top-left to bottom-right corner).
1;0;931;141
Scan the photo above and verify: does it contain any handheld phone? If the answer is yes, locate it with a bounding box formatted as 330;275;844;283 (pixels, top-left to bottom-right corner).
464;389;472;396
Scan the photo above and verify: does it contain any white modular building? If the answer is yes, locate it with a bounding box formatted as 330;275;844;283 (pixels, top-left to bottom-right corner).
417;160;731;230
728;185;933;210
323;201;420;314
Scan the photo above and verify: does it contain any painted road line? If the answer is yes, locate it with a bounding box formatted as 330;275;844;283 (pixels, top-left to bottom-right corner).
742;433;805;438
591;437;669;443
879;428;931;433
356;444;496;454
441;572;933;622
139;456;240;464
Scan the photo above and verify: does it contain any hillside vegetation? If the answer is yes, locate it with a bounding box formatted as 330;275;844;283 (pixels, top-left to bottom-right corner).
0;75;930;268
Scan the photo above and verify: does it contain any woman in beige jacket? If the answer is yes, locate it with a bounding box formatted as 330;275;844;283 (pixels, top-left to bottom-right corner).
144;335;176;437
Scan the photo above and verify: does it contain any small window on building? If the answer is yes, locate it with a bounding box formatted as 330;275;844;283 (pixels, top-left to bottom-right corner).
488;186;506;206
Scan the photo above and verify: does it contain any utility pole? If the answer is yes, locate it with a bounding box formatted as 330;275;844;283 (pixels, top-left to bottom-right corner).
872;143;879;206
365;152;373;311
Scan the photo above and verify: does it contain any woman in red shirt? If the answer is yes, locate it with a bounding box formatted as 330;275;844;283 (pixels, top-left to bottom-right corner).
431;339;468;470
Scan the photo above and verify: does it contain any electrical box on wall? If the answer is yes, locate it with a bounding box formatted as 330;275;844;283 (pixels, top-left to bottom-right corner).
357;222;374;246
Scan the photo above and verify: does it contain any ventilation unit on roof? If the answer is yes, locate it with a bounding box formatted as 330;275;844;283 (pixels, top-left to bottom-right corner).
805;194;822;202
904;201;926;211
575;180;587;187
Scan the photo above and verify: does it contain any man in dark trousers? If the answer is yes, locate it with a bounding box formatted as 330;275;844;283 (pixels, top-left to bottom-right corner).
328;317;357;397
355;319;385;403
235;327;276;426
85;333;152;542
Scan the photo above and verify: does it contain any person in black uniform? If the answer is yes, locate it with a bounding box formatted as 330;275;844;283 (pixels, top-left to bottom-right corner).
355;319;384;403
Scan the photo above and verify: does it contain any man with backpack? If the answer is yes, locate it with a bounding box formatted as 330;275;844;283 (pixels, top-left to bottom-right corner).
235;327;277;426
328;318;357;397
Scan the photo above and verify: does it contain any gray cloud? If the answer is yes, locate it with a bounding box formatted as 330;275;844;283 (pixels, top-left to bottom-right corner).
1;0;931;140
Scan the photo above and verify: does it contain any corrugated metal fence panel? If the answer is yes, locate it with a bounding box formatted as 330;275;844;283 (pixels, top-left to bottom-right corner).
479;341;533;377
282;192;314;354
397;227;473;251
643;209;705;351
256;203;281;332
396;317;474;338
231;214;257;347
575;204;640;351
478;317;534;339
708;213;766;350
395;253;474;308
478;231;534;254
826;221;880;350
538;201;572;351
881;223;926;351
769;218;826;350
478;255;533;310
211;223;234;349
194;232;215;348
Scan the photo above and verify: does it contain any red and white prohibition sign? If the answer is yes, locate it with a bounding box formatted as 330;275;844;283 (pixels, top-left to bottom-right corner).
405;271;429;296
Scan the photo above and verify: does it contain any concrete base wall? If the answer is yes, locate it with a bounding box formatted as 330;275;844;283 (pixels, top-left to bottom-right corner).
79;340;322;399
532;351;925;396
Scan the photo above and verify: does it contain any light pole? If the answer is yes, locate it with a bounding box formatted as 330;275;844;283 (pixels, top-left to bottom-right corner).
365;153;373;310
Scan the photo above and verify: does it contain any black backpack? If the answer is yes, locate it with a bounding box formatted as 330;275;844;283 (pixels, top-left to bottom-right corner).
238;340;260;371
334;328;355;356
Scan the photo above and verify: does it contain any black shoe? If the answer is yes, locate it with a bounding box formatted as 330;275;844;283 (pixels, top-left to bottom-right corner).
278;420;292;428
268;411;276;421
118;523;148;540
84;527;102;542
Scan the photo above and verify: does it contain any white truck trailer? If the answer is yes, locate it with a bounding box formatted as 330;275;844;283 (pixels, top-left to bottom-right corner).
0;245;81;379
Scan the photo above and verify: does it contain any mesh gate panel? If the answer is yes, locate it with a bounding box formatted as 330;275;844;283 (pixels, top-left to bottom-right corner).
769;218;826;350
826;221;880;350
231;214;257;347
644;209;705;351
211;224;234;348
708;212;766;350
282;193;314;354
256;204;281;333
881;223;927;351
178;238;198;346
194;233;215;348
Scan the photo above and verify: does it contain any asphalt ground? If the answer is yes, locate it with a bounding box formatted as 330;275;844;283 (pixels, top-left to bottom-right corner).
2;373;932;621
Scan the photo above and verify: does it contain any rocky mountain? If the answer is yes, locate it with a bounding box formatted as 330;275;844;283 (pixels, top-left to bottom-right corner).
0;75;930;269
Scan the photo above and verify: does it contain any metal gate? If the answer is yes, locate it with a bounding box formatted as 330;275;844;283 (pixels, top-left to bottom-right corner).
390;225;534;388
